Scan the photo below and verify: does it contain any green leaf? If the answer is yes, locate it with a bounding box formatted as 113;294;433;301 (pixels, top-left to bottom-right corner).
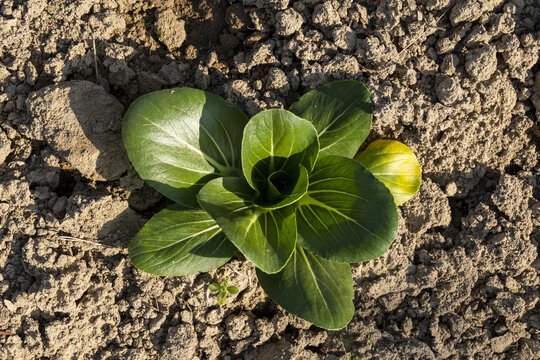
241;109;319;192
257;245;354;330
296;155;398;263
290;80;372;158
217;290;227;305
128;205;236;276
354;140;421;206
227;286;239;294
123;88;248;207
197;177;297;274
209;283;220;292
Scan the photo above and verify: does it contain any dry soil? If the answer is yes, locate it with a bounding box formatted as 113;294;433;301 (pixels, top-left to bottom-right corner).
0;0;539;359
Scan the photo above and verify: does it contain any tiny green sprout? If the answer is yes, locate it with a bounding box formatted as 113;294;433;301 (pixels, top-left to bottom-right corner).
123;80;421;329
208;277;239;305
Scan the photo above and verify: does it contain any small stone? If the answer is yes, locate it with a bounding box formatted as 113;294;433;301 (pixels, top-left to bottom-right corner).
332;25;356;51
195;65;210;90
266;68;289;95
52;196;68;218
225;313;253;341
137;71;166;95
440;54;459;76
465;45;497;81
0;129;11;164
267;0;290;10
491;333;515;353
226;3;250;32
436;75;463;106
445;181;458;196
450;0;482;25
3;299;17;312
155;9;186;52
275;8;303;36
246;43;279;70
312;2;340;29
159;62;184;86
489;292;527;320
162;324;198;360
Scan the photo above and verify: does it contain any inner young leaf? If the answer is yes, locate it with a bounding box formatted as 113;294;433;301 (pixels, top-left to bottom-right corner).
265;170;287;201
241;109;319;193
254;164;309;210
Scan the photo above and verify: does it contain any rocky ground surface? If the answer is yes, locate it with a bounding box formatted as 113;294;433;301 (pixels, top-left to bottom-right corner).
0;0;539;359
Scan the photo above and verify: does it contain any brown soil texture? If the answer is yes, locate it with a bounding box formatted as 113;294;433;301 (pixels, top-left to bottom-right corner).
1;0;539;359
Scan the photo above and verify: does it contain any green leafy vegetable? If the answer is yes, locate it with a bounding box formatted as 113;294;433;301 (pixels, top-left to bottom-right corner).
240;109;319;207
209;277;239;305
124;81;421;330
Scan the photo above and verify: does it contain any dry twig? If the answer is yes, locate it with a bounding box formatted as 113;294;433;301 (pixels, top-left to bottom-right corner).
227;264;253;288
57;236;115;248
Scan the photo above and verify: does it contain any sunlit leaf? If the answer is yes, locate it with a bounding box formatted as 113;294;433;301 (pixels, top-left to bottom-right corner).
129;205;236;276
123;88;248;207
296;156;398;263
257;245;354;330
198;177;297;274
290;80;372;158
355;140;421;206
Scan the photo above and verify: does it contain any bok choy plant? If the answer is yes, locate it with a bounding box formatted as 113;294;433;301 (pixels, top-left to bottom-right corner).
122;81;421;329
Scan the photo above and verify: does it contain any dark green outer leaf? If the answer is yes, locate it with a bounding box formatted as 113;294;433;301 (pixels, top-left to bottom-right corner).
123;88;248;207
355;140;421;206
257;245;354;330
129;205;236;276
290;80;372;158
197;177;297;274
296;155;398;263
241;109;319;191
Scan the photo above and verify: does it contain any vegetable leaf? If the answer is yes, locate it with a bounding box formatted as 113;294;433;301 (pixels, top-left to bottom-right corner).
290;80;372;158
198;177;297;274
296;155;398;263
241;109;319;193
227;286;239;294
217;290;227;305
257;165;309;210
257;245;354;330
129;205;237;276
123;88;248;207
355;140;421;206
209;283;220;292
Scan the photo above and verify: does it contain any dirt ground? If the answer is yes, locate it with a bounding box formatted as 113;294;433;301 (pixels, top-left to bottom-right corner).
0;0;539;359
